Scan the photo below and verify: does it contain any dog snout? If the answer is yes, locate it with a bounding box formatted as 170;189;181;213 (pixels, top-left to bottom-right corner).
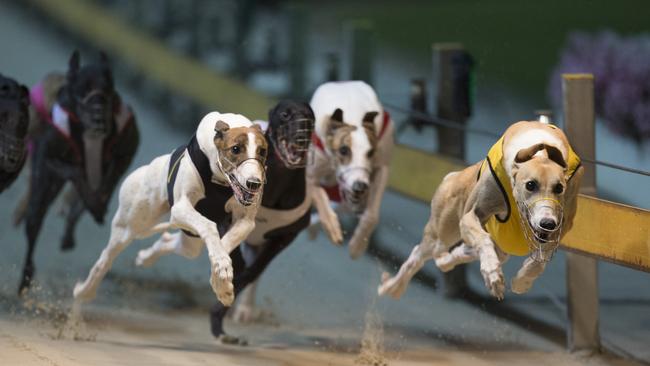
352;181;368;195
539;218;557;231
245;177;262;191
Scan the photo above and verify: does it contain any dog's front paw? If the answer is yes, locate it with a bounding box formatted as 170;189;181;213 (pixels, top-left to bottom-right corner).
377;271;406;299
348;232;369;259
511;276;534;294
73;281;96;302
210;255;234;306
481;269;505;300
321;210;343;245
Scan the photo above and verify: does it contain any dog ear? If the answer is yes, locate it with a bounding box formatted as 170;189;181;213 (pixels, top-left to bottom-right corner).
514;143;545;164
331;108;343;123
214;120;230;140
251;123;263;132
544;144;567;169
68;50;80;78
362;111;379;133
327;108;346;135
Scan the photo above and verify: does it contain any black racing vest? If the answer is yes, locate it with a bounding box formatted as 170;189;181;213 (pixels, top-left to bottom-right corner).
167;135;233;237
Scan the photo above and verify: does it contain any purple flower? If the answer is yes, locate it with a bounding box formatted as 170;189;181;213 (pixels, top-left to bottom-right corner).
549;31;650;142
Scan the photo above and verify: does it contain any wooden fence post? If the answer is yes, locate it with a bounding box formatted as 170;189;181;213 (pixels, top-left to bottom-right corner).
345;19;374;85
562;73;600;353
433;43;473;297
432;43;473;160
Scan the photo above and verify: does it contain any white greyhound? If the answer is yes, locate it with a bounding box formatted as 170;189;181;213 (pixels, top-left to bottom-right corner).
308;81;394;258
73;112;268;307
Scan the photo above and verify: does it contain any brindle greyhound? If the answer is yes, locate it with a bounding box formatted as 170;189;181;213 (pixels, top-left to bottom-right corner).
15;51;139;293
0;74;29;193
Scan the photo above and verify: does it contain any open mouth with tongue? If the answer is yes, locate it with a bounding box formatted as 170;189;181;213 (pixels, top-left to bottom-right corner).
228;174;260;206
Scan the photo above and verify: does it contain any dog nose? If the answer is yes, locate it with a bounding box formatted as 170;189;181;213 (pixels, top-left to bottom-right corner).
246;178;262;191
539;218;557;231
352;181;368;195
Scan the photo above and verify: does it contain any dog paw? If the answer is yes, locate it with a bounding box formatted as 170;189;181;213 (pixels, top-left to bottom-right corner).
210;256;234;306
321;211;343;245
434;253;457;272
231;304;258;324
481;269;506;300
511;276;534;294
348;234;369;259
135;249;156;267
377;271;405;299
73;281;96;302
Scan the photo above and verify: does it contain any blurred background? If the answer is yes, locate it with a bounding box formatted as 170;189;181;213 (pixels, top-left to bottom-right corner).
0;0;649;365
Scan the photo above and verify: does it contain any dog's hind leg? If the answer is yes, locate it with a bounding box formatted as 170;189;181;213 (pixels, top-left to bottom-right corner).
378;218;439;299
511;256;546;294
73;207;135;302
434;242;478;272
135;231;203;267
21;166;65;294
60;189;84;251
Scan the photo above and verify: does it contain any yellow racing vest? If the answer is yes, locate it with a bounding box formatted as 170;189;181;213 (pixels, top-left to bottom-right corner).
478;124;581;256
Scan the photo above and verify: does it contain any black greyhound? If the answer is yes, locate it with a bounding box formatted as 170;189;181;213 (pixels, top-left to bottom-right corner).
0;74;29;193
17;51;139;293
210;100;315;341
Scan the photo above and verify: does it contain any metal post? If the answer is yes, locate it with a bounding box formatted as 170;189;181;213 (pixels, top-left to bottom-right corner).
288;5;307;98
325;52;339;82
562;73;600;353
345;19;374;85
397;78;428;136
432;43;473;160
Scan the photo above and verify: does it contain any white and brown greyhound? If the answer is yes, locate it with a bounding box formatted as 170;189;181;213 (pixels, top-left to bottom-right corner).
73;112;267;307
308;81;394;258
379;121;583;300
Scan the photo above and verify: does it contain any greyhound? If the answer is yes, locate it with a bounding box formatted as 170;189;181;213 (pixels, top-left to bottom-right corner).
15;51;139;293
308;81;394;259
73;112;268;308
379;121;583;300
0;74;29;193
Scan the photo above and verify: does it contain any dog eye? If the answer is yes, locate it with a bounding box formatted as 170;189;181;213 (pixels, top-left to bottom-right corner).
553;183;564;194
259;148;267;157
367;149;375;158
231;145;241;154
338;146;350;156
525;180;538;192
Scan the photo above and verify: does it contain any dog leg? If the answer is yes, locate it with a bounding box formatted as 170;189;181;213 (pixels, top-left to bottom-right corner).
135;231;203;267
231;280;259;323
349;165;388;259
170;198;234;306
311;186;343;245
378;217;438;299
434;242;478;272
60;189;84;251
511;256;546;294
73;209;135;302
21;164;66;294
460;211;505;300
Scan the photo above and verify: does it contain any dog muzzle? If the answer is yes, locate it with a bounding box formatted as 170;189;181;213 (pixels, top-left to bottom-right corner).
219;157;266;206
0;129;26;172
517;197;564;263
76;89;114;138
337;166;372;213
270;117;313;168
